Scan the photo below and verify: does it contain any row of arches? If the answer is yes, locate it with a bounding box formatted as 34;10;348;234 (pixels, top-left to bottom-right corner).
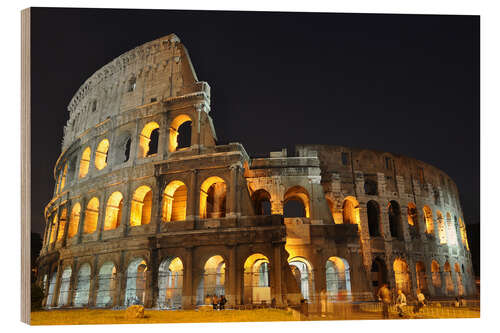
56;115;193;192
42;254;352;309
370;257;467;296
46;176;228;244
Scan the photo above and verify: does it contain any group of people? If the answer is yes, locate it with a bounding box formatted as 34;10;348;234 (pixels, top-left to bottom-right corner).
207;294;227;310
377;284;427;318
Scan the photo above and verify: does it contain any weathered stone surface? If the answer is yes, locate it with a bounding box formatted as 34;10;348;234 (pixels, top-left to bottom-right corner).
125;305;144;319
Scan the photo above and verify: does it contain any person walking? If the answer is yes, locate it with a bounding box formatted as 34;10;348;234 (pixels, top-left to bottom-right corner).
377;283;392;319
414;289;426;313
212;295;219;310
219;295;227;310
395;289;407;317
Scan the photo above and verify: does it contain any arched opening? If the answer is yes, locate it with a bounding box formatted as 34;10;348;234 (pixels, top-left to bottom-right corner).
289;257;314;302
49;214;58;244
252;189;272;216
125;258;148;306
326;257;352;301
83;197;99;234
436;211;447;244
197;255;225;305
370;258;387;294
45;271;57;308
169;114;192;152
104;192;123;230
56;208;67;241
388;200;403;240
342;196;359;226
431;260;442;291
446;212;458;245
423;206;434;234
68;203;81;238
393;258;410;295
162;180;187;222
96;262;117;308
416;261;428;293
454;263;464;296
367;200;381;237
73;263;91;307
243;253;271;304
138;122;160;158
94;139;110;170
79;147;91;178
158;257;184;309
200;177;226;219
284;186;310;218
459;218;469;250
130;186;152;226
60;164;68;192
127;76;136;92
443;262;454;295
57;267;72;307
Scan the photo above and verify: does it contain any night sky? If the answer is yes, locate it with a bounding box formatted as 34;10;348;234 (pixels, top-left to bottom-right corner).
30;8;479;237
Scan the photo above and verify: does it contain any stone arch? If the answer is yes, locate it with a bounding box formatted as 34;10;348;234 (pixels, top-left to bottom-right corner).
370;257;387;294
388;200;403;240
197;255;226;305
342;196;359;226
104;191;123;230
251;189;272;216
158;257;184;309
415;261;428;293
454;262;465;296
326;257;352;301
79;146;91;178
393;258;411;295
138;121;160;158
96;261;117;307
436;211;447;244
162;180;188;222
124;258;148;306
130;185;153;226
431;260;442;290
443;261;454;295
243;253;271;304
57;266;72;307
459;217;469;250
364;178;378;195
56;208;67;242
59;163;68;192
200;176;226;219
367;200;381;237
288;257;315;301
45;270;58;308
423;205;434;234
83;197;99;234
446;212;458;245
68;203;81;238
48;213;58;244
73;263;92;307
169;114;192;152
94;138;110;170
283;186;310;218
114;131;132;164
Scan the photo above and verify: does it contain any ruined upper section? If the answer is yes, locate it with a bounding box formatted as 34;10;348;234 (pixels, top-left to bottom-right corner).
62;33;205;150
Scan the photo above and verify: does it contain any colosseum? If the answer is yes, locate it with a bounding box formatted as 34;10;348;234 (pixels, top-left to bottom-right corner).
36;33;476;310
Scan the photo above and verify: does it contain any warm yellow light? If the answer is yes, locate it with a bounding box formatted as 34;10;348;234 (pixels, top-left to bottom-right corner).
95;139;109;170
79;147;91;178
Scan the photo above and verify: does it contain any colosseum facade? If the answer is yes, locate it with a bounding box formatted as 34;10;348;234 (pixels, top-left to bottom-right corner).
36;33;476;310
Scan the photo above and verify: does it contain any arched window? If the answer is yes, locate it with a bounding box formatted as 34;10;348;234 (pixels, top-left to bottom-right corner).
96;262;117;308
326;257;352;301
127;76;136;92
158;257;184;309
49;214;58;244
60;164;68;192
459;218;469;250
196;255;225;305
79;147;91;178
416;261;428;293
342;198;358;225
200;177;226;219
431;260;442;290
289;257;314;301
251;189;272;215
284;186;310;218
454;263;465;296
162;180;188;222
443;262;454;295
367;200;380;237
168;114;192;152
104;192;123;230
393;258;410;294
436;211;447;244
138;122;160;158
388;201;403;240
243;254;271;304
57;267;72;307
130;186;152;226
364;179;378;195
73;263;91;307
446;212;458;245
83;197;99;234
423;206;434;234
125;258;148;306
94;139;110;170
68;203;81;238
56;208;67;241
407;203;419;235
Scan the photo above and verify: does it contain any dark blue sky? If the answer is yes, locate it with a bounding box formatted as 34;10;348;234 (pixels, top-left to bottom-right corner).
30;8;479;235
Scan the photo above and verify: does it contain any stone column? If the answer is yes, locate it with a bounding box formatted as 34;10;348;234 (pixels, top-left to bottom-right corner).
148;249;159;308
271;245;284;307
226;245;237;306
228;164;240;218
68;261;78;307
182;247;194;309
96;193;107;241
76;197;87;244
186;170;198;220
88;256;99;307
51;261;63;307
